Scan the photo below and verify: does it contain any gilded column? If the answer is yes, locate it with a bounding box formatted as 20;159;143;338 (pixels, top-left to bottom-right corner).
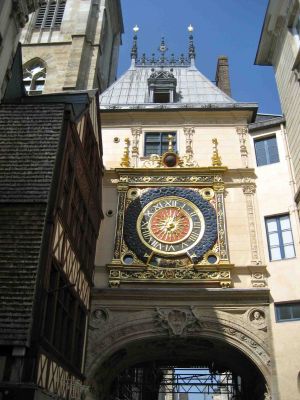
112;178;128;263
213;176;229;262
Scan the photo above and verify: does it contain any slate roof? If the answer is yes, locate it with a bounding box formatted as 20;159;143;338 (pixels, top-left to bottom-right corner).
249;113;285;131
0;103;65;346
100;64;236;108
0;104;65;202
0;204;47;345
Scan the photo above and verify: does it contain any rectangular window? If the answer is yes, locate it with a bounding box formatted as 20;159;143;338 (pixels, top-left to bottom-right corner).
275;302;300;322
265;214;295;261
44;263;86;370
254;135;279;166
144;132;176;156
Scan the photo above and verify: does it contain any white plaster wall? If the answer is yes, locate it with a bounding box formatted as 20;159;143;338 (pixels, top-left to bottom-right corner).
250;126;300;300
249;124;300;400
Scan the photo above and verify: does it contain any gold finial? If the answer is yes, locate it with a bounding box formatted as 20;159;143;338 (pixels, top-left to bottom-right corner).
211;138;222;167
168;134;174;152
120;138;131;167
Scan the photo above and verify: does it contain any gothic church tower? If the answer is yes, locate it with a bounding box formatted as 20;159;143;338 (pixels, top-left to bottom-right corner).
20;0;123;94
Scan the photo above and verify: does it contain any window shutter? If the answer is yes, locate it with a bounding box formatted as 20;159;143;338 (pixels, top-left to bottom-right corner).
254;139;267;166
44;3;56;27
35;4;46;27
54;1;66;26
267;137;279;164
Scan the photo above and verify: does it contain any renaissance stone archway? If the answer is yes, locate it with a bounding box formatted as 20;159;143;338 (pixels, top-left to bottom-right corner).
85;291;271;400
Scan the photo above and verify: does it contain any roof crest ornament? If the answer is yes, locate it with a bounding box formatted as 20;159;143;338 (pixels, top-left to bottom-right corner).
134;27;196;68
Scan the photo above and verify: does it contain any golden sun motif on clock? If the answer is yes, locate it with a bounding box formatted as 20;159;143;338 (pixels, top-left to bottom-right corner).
149;207;192;244
137;196;205;256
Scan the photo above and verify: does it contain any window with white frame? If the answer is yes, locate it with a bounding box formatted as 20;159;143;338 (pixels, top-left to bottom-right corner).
265;214;295;261
34;0;66;29
144;132;177;156
254;135;279;166
23;59;47;95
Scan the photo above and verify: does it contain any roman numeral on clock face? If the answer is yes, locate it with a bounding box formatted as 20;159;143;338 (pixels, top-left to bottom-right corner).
189;232;199;242
164;244;176;252
149;238;162;250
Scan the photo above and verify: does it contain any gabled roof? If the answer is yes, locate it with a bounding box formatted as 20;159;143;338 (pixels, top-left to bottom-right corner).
100;64;236;109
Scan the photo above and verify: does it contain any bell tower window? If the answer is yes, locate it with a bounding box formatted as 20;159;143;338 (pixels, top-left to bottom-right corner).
34;1;66;29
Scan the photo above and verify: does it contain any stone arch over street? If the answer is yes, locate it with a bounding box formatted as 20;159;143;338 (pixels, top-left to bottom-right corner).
85;289;270;400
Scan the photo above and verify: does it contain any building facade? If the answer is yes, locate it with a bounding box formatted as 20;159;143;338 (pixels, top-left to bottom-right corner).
84;32;300;400
255;0;300;214
0;91;104;399
20;0;123;94
0;0;40;101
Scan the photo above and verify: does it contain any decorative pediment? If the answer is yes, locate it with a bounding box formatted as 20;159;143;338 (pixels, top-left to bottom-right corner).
148;69;176;82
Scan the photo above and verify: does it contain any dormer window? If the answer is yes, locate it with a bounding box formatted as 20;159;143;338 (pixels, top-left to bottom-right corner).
148;68;177;103
153;92;170;103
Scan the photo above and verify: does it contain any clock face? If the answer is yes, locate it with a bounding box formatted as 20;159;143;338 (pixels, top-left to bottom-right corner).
123;187;217;265
137;196;204;256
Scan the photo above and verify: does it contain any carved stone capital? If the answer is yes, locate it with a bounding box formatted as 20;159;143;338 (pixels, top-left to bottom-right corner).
242;177;256;194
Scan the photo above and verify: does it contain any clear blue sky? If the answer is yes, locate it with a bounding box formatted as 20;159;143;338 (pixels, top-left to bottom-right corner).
118;0;282;115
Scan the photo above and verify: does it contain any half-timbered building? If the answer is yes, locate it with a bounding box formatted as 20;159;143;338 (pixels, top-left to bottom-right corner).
0;91;103;399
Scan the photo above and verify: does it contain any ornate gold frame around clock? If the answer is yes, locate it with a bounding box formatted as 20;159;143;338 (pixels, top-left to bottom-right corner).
108;167;233;288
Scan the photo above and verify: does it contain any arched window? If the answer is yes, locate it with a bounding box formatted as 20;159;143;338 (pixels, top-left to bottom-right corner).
23;59;47;95
34;0;66;29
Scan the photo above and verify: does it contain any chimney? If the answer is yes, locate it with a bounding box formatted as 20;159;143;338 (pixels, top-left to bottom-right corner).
215;56;231;97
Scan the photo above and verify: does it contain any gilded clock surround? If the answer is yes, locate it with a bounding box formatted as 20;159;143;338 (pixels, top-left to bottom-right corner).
108;167;232;288
125;188;216;262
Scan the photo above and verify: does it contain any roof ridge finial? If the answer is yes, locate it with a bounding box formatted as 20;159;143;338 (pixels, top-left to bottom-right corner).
158;36;168;64
188;24;196;66
131;25;139;67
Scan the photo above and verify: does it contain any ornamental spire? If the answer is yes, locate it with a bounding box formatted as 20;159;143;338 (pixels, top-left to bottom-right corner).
188;24;196;66
130;25;139;67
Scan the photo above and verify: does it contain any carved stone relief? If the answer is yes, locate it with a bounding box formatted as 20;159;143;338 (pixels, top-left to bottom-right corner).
131;127;142;167
156;308;198;336
236;126;249;168
241;177;261;264
251;272;267;288
249;309;267;331
89;308;110;330
182;126;198;167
